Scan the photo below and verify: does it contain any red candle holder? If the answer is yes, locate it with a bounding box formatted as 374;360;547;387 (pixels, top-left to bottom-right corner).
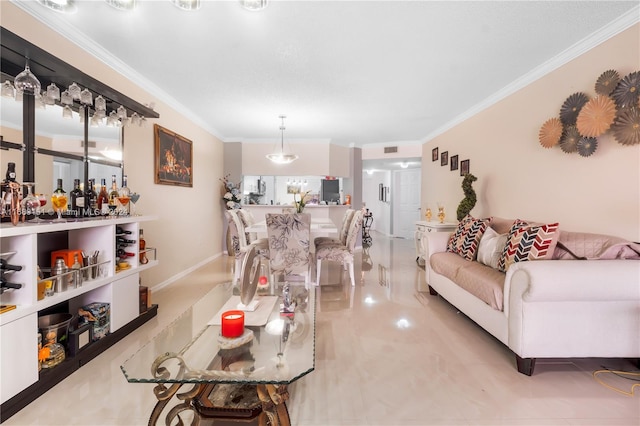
221;310;244;338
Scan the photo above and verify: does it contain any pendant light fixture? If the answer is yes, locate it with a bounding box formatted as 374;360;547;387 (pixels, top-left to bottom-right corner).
266;115;298;164
171;0;201;10
37;0;77;13
240;0;268;11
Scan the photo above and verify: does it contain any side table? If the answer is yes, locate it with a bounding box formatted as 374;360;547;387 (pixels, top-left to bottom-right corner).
414;221;457;266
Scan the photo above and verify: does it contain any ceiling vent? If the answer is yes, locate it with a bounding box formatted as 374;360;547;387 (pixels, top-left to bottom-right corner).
81;140;97;148
384;146;398;154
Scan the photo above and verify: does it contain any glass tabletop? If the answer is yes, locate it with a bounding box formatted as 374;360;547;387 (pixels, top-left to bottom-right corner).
121;283;316;385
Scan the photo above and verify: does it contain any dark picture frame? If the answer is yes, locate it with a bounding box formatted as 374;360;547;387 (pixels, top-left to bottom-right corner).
450;155;459;171
154;124;193;187
440;151;448;166
379;183;384;201
460;159;470;176
432;147;439;162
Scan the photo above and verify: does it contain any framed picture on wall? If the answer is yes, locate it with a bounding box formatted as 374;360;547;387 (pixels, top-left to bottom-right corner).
460;159;470;176
379;183;384;201
450;155;459;171
432;147;439;162
440;151;448;166
154;124;193;187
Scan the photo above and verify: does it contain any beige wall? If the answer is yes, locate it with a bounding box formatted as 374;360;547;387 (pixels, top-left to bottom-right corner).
421;24;640;240
2;3;226;289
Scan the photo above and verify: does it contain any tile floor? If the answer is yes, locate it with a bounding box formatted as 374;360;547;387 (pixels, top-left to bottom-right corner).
4;232;639;425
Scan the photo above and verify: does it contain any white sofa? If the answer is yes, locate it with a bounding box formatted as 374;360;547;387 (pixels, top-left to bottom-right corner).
423;222;640;375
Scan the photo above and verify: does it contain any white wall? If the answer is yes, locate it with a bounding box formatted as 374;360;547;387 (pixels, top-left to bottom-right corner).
362;170;391;236
421;24;640;241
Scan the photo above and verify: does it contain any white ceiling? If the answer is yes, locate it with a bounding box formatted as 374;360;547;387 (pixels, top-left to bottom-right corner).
9;0;640;154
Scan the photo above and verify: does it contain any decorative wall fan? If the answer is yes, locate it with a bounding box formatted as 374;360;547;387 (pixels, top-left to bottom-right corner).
612;71;640;108
595;70;620;95
611;106;640;146
577;137;598;157
560;92;589;125
538;117;563;148
559;126;580;153
576;95;617;137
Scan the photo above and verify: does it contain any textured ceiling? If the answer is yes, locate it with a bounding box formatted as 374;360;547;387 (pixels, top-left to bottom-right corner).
8;0;640;151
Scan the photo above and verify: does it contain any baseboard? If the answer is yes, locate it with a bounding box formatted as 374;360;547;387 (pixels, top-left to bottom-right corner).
149;253;223;292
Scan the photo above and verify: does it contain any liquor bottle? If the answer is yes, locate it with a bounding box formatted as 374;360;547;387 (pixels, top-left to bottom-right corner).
70;179;84;217
139;228;148;264
0;259;23;271
97;178;109;215
51;179;67;221
118;175;131;215
85;179;98;216
2;162;17;216
108;174;119;209
116;249;135;258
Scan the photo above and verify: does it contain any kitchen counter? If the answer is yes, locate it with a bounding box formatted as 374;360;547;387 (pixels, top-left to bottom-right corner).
242;204;349;225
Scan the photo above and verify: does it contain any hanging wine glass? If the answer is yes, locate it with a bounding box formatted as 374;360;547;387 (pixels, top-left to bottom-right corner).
51;192;68;223
129;193;140;216
21;183;40;222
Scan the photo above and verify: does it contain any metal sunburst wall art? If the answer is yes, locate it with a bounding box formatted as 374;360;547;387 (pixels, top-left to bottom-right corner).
538;69;640;157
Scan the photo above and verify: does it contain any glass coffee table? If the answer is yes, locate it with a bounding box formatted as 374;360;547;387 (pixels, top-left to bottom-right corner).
121;283;315;425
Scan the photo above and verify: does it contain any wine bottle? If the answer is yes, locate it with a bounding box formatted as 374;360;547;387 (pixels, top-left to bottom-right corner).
70;178;84;217
2;162;17;217
139;228;148;264
116;236;136;244
119;175;130;198
97;178;109;215
116;249;135;258
0;277;22;291
115;226;132;235
0;259;23;271
85;178;98;216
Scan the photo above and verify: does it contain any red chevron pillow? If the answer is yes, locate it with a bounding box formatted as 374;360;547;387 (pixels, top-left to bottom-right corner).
497;220;560;272
446;215;490;261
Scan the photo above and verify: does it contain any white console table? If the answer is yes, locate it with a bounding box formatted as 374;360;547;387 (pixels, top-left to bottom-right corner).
414;220;458;266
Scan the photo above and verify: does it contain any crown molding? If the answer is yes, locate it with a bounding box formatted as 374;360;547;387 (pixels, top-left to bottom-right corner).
422;5;640;144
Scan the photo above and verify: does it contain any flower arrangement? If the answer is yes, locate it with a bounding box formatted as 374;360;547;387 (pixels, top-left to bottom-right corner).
220;174;242;210
294;190;311;213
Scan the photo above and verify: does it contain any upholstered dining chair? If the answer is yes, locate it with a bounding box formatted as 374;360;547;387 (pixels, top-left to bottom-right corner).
266;213;312;287
315;209;364;287
226;209;267;283
314;208;355;247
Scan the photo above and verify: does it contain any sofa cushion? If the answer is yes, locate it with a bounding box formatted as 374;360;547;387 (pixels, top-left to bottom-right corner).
446;215;490;261
430;252;506;310
498;220;560;272
477;227;509;269
554;230;640;260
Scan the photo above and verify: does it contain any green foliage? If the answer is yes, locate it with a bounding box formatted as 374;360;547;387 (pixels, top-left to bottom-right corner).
456;173;477;221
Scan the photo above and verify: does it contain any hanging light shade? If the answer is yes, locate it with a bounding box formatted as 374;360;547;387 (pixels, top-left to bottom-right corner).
68;82;81;100
60;89;73;105
105;0;137;10
266;115;298;164
240;0;268;11
94;95;106;112
171;0;200;10
14;63;41;95
37;0;77;13
46;83;60;102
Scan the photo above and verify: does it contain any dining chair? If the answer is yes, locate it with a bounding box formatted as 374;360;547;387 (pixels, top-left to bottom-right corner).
266;213;312;287
226;209;267;283
314;208;355;247
315;209;364;287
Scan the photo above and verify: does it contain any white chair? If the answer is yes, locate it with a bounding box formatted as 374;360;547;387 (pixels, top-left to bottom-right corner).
266;213;312;288
226;209;267;283
314;208;355;248
315;209;364;286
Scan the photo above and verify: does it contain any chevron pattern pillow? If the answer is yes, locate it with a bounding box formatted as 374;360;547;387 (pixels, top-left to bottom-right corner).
497;220;560;272
446;215;490;261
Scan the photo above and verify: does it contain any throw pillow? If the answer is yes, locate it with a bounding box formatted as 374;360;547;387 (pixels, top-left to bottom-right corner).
446;214;490;261
497;220;560;272
477;226;508;270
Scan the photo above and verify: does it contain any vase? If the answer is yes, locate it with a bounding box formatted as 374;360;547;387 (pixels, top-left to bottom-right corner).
437;207;445;224
425;208;432;222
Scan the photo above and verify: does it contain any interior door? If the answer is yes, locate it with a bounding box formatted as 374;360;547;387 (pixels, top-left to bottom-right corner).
393;168;421;239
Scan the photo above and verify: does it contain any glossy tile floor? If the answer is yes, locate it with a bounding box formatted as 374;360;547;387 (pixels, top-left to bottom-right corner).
5;232;639;425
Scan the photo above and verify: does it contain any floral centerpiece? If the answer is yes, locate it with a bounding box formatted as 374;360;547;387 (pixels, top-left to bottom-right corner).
294;191;311;213
220;174;242;210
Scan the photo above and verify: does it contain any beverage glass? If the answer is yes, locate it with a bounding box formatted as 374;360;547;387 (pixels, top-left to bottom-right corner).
51;193;68;223
21;183;40;222
129;193;140;216
37;194;48;222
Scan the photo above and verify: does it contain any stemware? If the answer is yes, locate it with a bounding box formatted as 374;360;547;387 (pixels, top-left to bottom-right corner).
21;183;40;222
36;194;48;222
51;192;68;223
129;193;140;216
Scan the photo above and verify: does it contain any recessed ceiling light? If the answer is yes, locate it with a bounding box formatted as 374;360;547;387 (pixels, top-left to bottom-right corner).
171;0;201;11
239;0;268;11
400;162;409;169
105;0;137;11
37;0;77;13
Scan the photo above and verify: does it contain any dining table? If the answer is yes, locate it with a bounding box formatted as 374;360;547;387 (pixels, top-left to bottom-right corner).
244;217;339;238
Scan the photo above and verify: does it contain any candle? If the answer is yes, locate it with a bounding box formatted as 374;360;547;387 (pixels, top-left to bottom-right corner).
221;310;244;338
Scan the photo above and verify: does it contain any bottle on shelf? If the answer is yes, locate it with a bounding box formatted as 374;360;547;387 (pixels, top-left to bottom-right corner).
85;178;98;217
51;179;67;222
70;178;84;218
115;226;132;235
0;259;23;271
116;236;136;245
116;249;135;258
139;228;148;264
97;178;109;216
0;276;23;293
108;174;119;213
2;162;17;217
118;175;131;215
70;253;82;289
